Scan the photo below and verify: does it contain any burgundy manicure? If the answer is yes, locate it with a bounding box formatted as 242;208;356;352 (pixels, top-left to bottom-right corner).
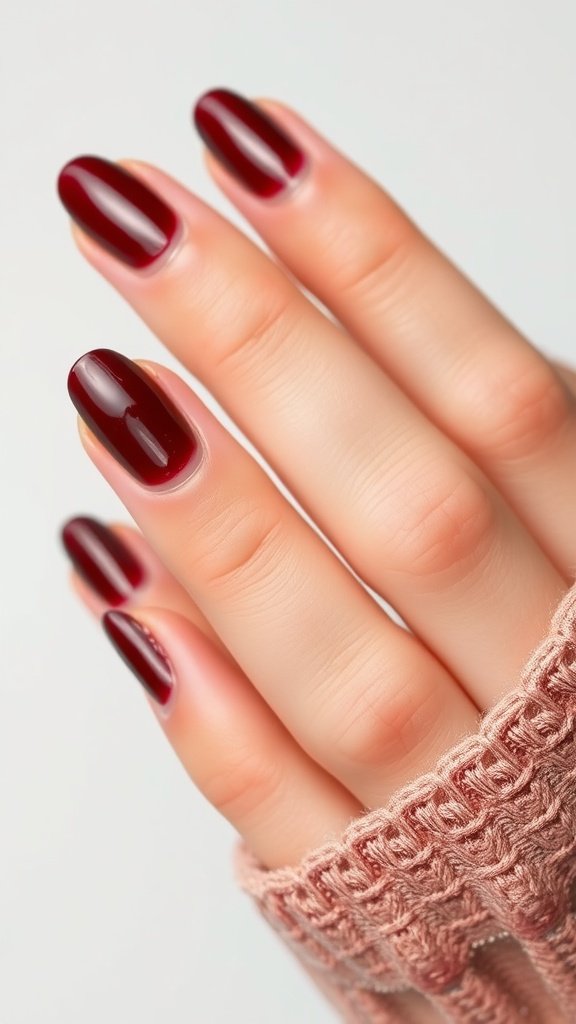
57;156;179;268
61;516;145;606
103;611;173;705
193;88;307;198
67;348;200;486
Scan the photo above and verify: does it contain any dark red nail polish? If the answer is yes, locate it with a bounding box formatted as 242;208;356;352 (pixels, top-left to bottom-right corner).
57;156;179;268
103;611;173;705
61;516;145;606
193;88;307;198
67;348;200;486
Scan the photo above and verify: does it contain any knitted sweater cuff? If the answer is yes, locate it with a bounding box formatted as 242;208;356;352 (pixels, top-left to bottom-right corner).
233;579;576;1023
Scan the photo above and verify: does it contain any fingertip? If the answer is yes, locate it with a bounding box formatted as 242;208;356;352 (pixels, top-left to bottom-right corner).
69;217;91;250
68;566;104;616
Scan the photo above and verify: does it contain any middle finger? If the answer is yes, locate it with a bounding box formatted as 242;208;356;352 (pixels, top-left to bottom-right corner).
58;157;566;707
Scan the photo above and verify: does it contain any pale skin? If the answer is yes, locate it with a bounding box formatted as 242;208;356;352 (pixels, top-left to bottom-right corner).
64;98;576;873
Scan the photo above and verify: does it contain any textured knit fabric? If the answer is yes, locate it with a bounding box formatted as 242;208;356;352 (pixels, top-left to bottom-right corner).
233;579;576;1023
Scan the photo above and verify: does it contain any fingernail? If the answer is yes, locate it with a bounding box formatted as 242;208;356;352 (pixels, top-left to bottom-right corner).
193;88;307;198
61;516;145;606
57;156;179;268
103;611;173;705
67;348;201;486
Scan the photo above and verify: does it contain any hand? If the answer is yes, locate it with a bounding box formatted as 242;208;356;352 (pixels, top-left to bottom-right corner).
59;88;576;874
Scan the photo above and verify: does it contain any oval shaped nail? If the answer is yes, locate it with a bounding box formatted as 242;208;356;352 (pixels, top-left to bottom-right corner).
67;349;200;486
103;611;173;705
57;156;179;268
193;88;306;198
61;516;145;605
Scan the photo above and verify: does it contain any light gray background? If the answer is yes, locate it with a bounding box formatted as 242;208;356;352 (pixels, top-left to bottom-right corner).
2;1;576;1021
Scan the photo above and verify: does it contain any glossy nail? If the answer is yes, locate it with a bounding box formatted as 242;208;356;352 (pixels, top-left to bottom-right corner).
57;156;179;268
103;611;173;705
67;348;200;486
193;88;307;198
61;516;145;606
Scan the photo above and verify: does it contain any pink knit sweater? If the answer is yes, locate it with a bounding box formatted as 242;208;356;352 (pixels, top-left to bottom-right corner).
233;579;576;1023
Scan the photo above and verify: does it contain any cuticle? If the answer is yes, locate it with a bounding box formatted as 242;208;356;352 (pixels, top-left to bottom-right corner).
135;216;188;278
123;569;149;602
138;425;209;497
156;682;176;718
260;151;312;206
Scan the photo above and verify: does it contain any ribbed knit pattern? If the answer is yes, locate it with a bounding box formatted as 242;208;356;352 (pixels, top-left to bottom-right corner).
233;579;576;1022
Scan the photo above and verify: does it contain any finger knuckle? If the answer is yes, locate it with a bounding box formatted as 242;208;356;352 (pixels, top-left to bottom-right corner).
332;226;415;305
329;668;443;772
470;353;571;461
195;497;286;597
208;285;297;382
202;743;284;821
383;471;496;578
